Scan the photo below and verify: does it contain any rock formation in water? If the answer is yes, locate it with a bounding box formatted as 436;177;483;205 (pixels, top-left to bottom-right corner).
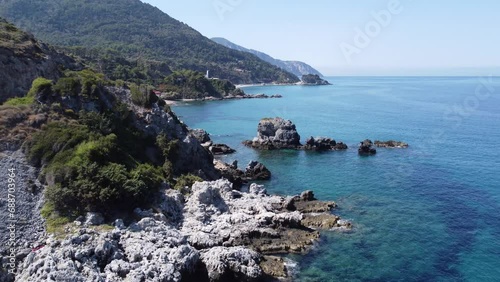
358;139;377;156
243;117;347;151
304;136;348;151
300;74;331;86
374;140;409;148
189;129;236;156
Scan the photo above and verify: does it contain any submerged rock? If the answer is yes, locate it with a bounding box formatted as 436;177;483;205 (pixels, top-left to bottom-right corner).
358;139;377;156
374;140;409;148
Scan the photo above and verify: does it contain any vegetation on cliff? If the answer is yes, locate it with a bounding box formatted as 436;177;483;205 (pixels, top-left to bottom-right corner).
0;67;217;220
0;18;81;103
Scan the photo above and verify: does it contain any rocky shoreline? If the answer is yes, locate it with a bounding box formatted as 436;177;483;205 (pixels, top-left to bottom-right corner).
1;164;350;281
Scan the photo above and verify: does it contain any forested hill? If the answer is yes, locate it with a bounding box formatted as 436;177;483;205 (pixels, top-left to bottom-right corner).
0;0;299;84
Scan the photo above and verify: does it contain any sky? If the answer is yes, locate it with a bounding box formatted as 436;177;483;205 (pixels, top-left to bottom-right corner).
141;0;500;76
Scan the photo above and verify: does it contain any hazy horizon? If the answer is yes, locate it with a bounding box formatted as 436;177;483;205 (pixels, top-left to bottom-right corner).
141;0;500;76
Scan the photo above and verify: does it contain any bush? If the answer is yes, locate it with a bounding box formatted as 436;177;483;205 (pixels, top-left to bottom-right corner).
28;122;165;214
53;77;80;96
156;134;179;161
174;174;203;194
27;77;53;97
3;96;34;106
27;122;91;166
130;83;158;107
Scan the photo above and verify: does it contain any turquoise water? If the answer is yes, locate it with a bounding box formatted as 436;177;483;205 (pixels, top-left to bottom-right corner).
173;77;500;281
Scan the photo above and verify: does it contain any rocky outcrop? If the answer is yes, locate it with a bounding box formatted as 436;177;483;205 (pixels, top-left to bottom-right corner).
358;139;377;156
209;144;236;155
16;219;202;282
0;18;81;103
244;118;347;153
214;160;271;189
189;129;236;156
300;74;331;86
243;118;301;150
181;180;349;254
201;247;263;281
190;129;211;144
304;136;348;151
59;86;220;180
245;161;272;181
374;140;409;148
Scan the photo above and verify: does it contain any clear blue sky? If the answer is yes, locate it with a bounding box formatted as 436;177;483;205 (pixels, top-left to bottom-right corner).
141;0;500;76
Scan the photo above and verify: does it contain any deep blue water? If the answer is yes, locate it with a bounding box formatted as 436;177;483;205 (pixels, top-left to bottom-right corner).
173;77;500;281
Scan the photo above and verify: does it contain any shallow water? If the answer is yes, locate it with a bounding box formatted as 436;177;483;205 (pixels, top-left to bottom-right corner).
173;77;500;281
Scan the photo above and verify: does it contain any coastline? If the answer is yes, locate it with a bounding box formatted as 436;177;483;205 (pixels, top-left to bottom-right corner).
235;82;301;88
235;81;331;88
164;93;283;106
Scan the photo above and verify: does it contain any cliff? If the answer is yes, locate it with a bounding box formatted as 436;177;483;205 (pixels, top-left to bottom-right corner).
0;18;81;103
212;37;324;78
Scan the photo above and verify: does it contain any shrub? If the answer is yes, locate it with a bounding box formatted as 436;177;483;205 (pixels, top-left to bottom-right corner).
27;122;91;166
27;77;53;98
156;134;179;161
53;77;80;96
3;96;34;106
174;174;203;194
130;83;158;108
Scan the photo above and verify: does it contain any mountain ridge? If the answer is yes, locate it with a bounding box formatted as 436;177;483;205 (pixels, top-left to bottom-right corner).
212;37;324;77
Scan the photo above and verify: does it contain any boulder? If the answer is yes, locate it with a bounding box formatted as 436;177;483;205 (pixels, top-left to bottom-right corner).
244;118;348;152
245;161;271;180
209;144;236;155
358;139;377;156
200;247;263;282
190;129;211;143
300;190;316;201
84;212;104;226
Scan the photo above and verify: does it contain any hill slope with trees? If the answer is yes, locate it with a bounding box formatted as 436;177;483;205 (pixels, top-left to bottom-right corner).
0;0;299;84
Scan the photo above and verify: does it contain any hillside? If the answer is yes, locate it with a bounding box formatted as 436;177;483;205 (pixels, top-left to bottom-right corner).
0;0;299;84
212;37;323;77
0;18;81;103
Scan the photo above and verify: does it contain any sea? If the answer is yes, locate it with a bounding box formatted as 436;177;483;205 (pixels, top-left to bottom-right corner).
173;76;500;282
